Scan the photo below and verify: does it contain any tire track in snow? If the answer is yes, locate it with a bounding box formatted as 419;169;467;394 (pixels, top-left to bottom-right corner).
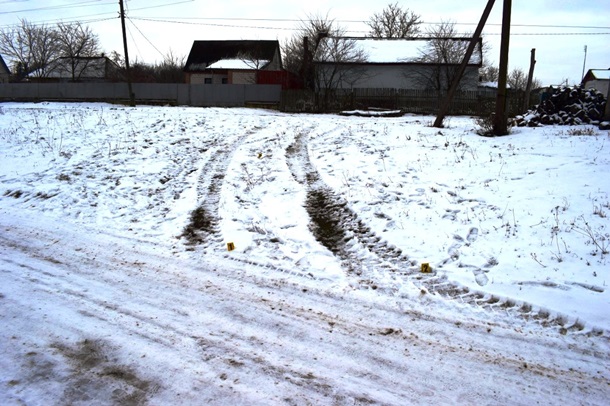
286;133;411;283
1;219;608;405
182;119;267;248
179;119;337;283
284;131;607;337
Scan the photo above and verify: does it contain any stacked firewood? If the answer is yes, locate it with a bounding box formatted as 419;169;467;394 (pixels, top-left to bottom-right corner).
513;85;606;127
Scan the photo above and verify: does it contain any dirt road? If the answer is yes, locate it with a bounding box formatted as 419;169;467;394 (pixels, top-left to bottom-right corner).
1;207;608;405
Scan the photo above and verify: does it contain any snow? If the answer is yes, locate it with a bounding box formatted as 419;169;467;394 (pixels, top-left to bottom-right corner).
1;102;609;404
207;59;270;70
354;38;424;63
588;69;610;80
322;38;482;64
479;81;511;89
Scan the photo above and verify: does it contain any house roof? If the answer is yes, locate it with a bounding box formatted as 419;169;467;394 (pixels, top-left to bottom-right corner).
315;37;482;65
0;54;10;75
27;56;118;79
585;69;610;81
207;59;271;70
184;40;280;72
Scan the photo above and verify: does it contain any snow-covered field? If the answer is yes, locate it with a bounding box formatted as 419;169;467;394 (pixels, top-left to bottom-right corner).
1;103;609;404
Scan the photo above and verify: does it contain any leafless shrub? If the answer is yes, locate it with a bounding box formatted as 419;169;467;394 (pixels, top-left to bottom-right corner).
567;127;598;136
475;114;512;136
571;216;609;257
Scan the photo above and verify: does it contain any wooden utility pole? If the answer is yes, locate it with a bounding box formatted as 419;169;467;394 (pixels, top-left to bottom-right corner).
604;83;610;121
433;0;495;128
523;48;536;112
119;0;135;106
493;0;512;135
302;37;312;90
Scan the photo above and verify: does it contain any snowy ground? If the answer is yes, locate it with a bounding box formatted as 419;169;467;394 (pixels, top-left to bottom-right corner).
1;103;609;404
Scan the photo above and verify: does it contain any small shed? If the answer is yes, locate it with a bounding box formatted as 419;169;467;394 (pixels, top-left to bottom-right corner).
582;69;610;95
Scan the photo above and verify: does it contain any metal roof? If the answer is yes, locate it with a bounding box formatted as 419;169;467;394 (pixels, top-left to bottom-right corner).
0;54;10;75
315;37;482;65
184;40;280;72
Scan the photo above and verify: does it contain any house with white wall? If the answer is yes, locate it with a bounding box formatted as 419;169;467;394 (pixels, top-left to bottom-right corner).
313;37;483;91
582;69;610;96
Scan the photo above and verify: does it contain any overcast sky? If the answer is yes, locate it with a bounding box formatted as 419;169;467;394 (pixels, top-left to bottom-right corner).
1;0;608;86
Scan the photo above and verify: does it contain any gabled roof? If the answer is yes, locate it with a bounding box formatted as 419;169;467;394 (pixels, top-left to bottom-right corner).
50;58;113;79
315;37;482;66
207;59;271;70
0;54;10;75
184;40;280;72
584;69;610;81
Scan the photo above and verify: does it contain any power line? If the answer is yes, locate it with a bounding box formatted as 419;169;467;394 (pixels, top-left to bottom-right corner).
480;32;610;36
126;16;164;58
2;3;608;32
128;0;194;13
129;16;295;31
0;0;194;15
128;17;610;37
0;0;114;15
0;0;196;28
0;0;34;4
2;5;609;37
118;15;610;31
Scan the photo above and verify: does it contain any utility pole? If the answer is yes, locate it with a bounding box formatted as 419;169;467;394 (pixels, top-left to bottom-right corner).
301;32;329;91
604;83;610;121
523;48;536;112
433;0;495;128
493;0;512;136
119;0;135;106
581;45;587;82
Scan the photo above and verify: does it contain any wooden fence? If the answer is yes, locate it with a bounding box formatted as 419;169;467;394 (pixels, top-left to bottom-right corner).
280;88;535;116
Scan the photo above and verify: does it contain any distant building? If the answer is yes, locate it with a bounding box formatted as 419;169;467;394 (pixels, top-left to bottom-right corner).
0;54;10;83
582;68;610;95
184;40;284;85
28;56;122;82
313;37;483;91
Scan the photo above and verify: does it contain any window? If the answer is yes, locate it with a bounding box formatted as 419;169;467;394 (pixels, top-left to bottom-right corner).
204;78;212;84
222;78;228;84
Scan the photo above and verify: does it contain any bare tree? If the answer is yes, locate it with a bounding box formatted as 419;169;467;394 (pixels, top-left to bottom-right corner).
481;65;541;90
234;43;270;84
315;36;368;92
120;51;184;83
283;13;335;77
237;51;266;71
479;65;499;83
419;21;481;65
508;67;541;90
54;22;101;80
413;21;484;92
154;50;185;83
0;19;59;79
283;12;367;94
367;2;421;38
130;59;156;83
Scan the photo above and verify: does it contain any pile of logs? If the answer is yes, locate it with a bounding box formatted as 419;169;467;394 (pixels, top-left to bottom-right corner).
513;85;607;127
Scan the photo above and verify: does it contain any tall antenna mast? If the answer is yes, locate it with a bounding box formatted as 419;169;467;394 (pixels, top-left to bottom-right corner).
581;45;587;82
